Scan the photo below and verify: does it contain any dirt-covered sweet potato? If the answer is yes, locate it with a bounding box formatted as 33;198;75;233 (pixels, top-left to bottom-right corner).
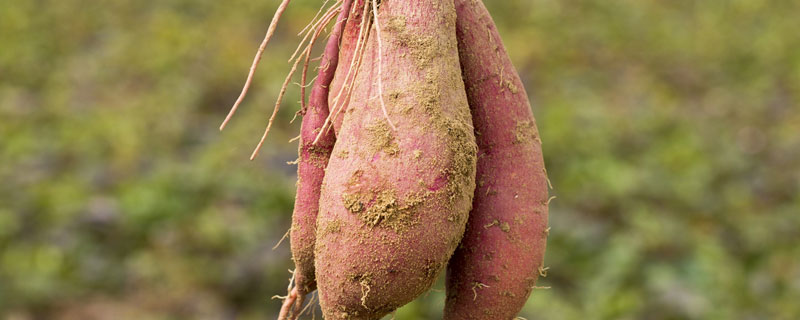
315;0;477;318
444;0;550;319
288;0;354;301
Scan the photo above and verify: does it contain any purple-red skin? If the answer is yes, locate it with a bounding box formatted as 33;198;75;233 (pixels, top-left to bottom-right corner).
315;0;476;318
290;0;354;295
445;0;550;319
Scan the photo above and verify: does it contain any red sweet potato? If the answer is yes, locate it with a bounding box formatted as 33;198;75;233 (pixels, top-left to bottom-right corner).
289;0;355;301
443;1;550;319
314;0;477;318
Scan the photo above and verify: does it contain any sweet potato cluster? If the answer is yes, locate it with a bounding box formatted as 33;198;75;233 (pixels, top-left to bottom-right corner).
223;0;549;319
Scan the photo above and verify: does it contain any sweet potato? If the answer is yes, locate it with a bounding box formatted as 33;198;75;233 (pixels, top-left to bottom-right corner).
288;0;354;302
314;0;477;318
444;0;550;319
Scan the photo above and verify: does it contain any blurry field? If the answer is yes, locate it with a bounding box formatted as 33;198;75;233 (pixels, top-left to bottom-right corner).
2;0;799;319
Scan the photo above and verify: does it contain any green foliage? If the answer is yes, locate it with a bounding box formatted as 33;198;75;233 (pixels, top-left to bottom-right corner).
1;0;799;318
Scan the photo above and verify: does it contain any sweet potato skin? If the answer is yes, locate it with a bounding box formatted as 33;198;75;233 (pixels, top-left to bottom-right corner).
289;0;353;295
290;98;333;295
444;0;550;318
315;0;476;318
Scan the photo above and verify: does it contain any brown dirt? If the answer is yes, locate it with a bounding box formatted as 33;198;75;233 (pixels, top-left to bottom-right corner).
513;120;537;144
366;120;400;156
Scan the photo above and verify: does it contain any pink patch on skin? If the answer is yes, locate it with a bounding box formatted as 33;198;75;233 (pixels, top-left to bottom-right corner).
428;175;447;191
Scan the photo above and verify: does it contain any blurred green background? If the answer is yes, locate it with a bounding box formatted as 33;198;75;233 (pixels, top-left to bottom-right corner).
2;0;799;319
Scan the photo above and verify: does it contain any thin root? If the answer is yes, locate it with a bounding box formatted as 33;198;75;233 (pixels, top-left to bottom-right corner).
277;286;299;320
273;227;291;250
220;0;292;131
538;266;550;277
371;0;396;130
299;5;341;112
251;4;342;160
289;2;340;64
327;11;371;134
360;279;371;309
314;2;372;144
292;292;317;320
544;167;553;190
471;282;490;301
297;0;331;36
250;25;326;159
329;7;371;128
276;270;300;320
291;289;305;320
